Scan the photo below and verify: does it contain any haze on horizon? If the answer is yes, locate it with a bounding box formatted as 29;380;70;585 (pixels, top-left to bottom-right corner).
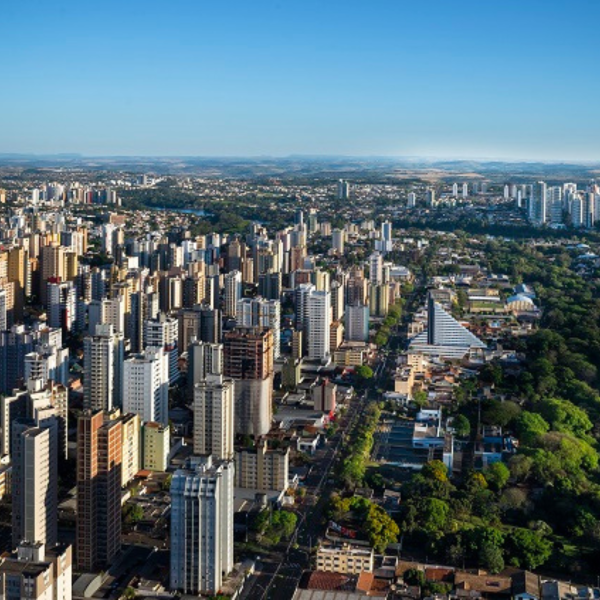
2;0;599;162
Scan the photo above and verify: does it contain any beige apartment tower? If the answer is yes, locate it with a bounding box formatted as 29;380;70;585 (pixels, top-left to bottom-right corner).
193;373;235;460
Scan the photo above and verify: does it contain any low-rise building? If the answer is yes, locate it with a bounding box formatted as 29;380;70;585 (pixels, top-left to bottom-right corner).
334;342;370;367
394;367;414;396
316;543;374;575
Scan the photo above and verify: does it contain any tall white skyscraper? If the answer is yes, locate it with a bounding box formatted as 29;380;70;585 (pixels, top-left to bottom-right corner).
462;183;468;198
170;456;234;595
224;270;242;318
295;282;316;331
194;373;234;460
452;183;459;196
83;324;123;412
407;192;417;208
123;346;170;425
307;290;331;361
570;195;584;227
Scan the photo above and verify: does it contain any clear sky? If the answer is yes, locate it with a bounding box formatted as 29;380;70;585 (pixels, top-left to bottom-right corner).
2;0;599;160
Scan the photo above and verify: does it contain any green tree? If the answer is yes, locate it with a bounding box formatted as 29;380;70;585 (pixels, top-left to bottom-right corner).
509;454;534;482
364;504;400;552
507;528;553;569
412;390;428;408
422;460;449;482
515;411;550;445
485;462;510;491
452;415;471;438
356;365;374;379
482;400;521;427
479;543;505;574
419;498;450;532
539;398;593;437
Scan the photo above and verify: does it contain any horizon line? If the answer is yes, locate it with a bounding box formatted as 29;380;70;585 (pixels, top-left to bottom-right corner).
0;152;599;165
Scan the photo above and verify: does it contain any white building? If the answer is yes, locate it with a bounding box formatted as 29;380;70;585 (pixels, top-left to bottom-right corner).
24;344;69;387
294;282;315;332
224;270;242;318
170;456;234;595
194;373;235;460
144;314;179;384
307;290;331;361
83;324;123;412
123;346;170;426
410;295;486;359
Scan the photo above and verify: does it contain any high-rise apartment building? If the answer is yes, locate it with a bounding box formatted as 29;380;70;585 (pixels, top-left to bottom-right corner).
331;229;345;254
142;421;170;472
336;179;350;200
235;440;289;493
47;279;76;333
344;303;370;342
186;340;223;400
223;327;273;436
224;270;242;318
144;313;179;384
178;304;222;352
193;373;235;460
83;324;123;413
170;456;234;595
236;297;281;359
76;411;122;571
123;346;169;425
11;420;58;548
529;181;548;225
307;290;331;361
368;252;383;286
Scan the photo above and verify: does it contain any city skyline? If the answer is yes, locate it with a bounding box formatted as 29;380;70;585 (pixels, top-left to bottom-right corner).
2;0;600;160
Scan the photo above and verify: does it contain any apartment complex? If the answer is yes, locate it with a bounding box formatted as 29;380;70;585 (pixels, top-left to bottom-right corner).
170;456;234;595
235;440;289;493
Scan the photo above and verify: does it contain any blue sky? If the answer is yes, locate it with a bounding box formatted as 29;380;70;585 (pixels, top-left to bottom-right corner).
1;0;599;160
